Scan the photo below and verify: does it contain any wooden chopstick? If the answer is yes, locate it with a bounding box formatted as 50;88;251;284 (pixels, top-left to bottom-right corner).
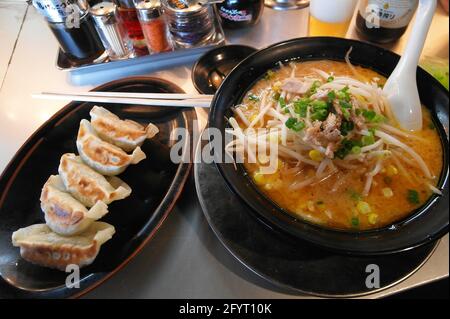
32;92;213;108
40;91;214;100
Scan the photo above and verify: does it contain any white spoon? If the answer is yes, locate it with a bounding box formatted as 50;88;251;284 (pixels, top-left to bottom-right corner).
383;0;437;132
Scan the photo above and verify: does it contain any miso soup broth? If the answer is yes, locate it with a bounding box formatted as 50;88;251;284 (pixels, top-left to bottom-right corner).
227;60;443;230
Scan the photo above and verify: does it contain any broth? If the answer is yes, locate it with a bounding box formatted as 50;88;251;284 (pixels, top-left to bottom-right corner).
230;60;443;230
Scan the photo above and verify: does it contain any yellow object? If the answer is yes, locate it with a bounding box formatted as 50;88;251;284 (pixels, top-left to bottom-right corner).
277;160;283;170
386;165;399;177
368;213;379;225
357;201;372;215
272;81;282;92
307;201;315;212
309;150;324;162
382;188;394;198
253;172;265;185
309;15;352;37
317;202;326;212
309;0;357;37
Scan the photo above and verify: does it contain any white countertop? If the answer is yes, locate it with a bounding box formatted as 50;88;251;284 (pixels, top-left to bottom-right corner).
0;2;448;298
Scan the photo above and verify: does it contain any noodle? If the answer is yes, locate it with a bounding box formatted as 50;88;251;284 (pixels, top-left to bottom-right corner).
227;59;442;230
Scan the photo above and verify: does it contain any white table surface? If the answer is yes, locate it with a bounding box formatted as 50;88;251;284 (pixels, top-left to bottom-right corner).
0;1;27;88
0;2;448;299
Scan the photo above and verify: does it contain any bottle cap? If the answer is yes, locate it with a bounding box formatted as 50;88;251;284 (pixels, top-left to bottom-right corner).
32;0;89;23
90;2;119;25
135;0;162;21
162;0;205;16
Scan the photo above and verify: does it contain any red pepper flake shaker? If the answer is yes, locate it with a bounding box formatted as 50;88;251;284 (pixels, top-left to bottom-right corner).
134;0;173;54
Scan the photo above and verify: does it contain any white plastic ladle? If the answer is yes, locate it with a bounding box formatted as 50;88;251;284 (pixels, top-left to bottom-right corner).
383;0;437;132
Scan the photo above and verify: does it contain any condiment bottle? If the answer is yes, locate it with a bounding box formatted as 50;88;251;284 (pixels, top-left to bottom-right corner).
355;0;419;44
161;0;216;48
216;0;265;29
116;0;149;56
31;0;106;66
90;1;135;60
134;0;173;54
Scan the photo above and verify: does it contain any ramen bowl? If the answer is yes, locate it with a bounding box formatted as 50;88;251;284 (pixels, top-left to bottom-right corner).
209;37;449;255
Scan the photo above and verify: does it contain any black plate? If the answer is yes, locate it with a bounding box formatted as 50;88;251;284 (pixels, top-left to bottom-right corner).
192;45;257;94
194;152;438;297
0;77;195;298
209;37;449;255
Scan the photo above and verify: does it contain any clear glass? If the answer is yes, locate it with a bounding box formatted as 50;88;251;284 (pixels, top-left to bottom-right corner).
309;0;358;37
95;18;135;60
117;6;148;56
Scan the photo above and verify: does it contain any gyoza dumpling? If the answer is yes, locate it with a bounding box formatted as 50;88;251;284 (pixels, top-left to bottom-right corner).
77;119;146;176
12;222;115;271
40;175;108;236
90;106;159;152
59;153;131;207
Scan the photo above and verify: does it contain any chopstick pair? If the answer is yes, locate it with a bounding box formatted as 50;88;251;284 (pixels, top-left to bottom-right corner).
32;91;214;108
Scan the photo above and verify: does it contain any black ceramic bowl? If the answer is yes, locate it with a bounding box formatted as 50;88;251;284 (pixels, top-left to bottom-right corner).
209;37;449;255
192;45;258;94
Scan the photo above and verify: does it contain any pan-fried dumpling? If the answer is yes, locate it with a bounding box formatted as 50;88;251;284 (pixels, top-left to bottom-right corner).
77;119;146;176
12;222;115;271
59;153;131;207
90;106;159;152
40;175;108;236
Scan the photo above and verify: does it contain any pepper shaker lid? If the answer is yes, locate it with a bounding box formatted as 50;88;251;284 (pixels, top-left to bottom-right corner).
162;0;204;15
90;2;119;24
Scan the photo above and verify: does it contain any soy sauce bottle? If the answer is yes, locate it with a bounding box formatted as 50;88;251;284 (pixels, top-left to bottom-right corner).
355;0;419;44
32;0;105;66
216;0;264;29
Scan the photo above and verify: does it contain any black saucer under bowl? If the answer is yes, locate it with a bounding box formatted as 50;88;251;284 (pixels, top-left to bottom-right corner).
194;149;438;297
192;45;257;94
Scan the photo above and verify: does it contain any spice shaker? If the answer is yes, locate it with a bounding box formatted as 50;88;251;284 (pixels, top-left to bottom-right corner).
90;1;135;60
31;0;106;66
134;0;173;54
161;0;216;48
116;0;148;56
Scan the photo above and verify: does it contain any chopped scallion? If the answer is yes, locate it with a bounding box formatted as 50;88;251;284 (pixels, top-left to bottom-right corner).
294;98;310;117
407;189;420;205
279;96;286;108
248;94;260;102
340;120;354;136
285;118;306;132
362;134;375;146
